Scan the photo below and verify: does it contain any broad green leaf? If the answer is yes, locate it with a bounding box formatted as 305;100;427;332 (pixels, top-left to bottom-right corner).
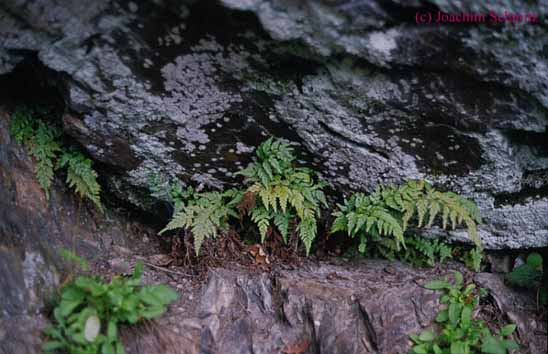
501;340;519;350
139;306;166;319
460;306;472;328
450;341;466;354
499;324;516;337
412;344;429;354
102;341;115;354
43;341;65;351
419;330;435;342
116;341;126;354
481;336;506;354
107;321;118;339
58;299;82;317
448;303;462;325
424;280;451;290
453;272;463;286
435;309;448;323
139;285;178;306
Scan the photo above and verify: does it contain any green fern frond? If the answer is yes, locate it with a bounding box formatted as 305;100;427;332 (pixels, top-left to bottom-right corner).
240;138;326;253
273;211;291;243
9;107;103;209
58;150;102;211
297;215;317;255
9;108;35;144
29;122;62;198
331;180;482;255
160;189;242;255
250;206;271;242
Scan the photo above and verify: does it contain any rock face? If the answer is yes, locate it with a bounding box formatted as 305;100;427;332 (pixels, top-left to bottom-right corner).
0;108;546;353
128;261;547;354
0;109;158;354
0;2;547;249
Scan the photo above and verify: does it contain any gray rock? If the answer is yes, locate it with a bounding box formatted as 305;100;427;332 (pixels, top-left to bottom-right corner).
0;109;156;354
0;108;546;353
0;0;546;250
149;262;546;354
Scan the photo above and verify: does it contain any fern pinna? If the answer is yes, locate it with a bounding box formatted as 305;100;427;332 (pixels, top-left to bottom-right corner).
331;180;482;254
159;188;242;255
238;138;327;255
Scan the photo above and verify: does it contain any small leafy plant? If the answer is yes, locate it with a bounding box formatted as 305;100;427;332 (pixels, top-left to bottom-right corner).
462;246;483;272
331;180;482;255
505;252;546;307
157;180;242;255
237;138;328;255
9;107;102;210
43;263;178;354
410;272;519;354
396;236;454;268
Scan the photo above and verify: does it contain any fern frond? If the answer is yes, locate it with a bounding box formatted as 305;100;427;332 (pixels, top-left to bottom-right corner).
297;215;317;255
59;151;102;211
29;122;62;198
9;108;35;143
331;180;482;255
273;211;291;243
250;207;271;242
159;189;241;255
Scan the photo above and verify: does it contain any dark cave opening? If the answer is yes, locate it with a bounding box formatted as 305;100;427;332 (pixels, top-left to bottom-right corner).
0;54;172;229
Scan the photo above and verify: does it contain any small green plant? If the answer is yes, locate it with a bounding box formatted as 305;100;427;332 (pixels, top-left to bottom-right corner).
58;150;102;211
410;272;519;354
462;246;483;272
331;180;482;255
148;174;194;214
237;138;328;255
505;252;546;307
9;107;102;210
43;263;178;354
159;186;242;255
352;234;482;271
397;236;454;267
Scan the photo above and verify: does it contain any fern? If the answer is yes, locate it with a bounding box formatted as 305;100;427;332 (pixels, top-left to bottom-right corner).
159;189;242;255
399;236;454;267
148;175;194;213
8;107;103;209
332;180;482;255
331;192;405;251
462;246;483;272
9;107;35;143
238;138;327;255
28;121;62;198
58;150;102;212
505;253;543;288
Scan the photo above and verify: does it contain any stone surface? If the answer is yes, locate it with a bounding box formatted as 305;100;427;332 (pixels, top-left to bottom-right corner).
475;272;547;354
0;0;547;249
0;108;546;353
150;261;547;354
0;109;159;354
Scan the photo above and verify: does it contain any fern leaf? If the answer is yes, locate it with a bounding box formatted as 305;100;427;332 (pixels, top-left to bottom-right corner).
275;185;290;213
427;201;441;227
290;192;305;219
9;108;35;143
59;151;102;211
251;207;271;242
273;212;290;243
297;216;316;256
29;122;62;198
